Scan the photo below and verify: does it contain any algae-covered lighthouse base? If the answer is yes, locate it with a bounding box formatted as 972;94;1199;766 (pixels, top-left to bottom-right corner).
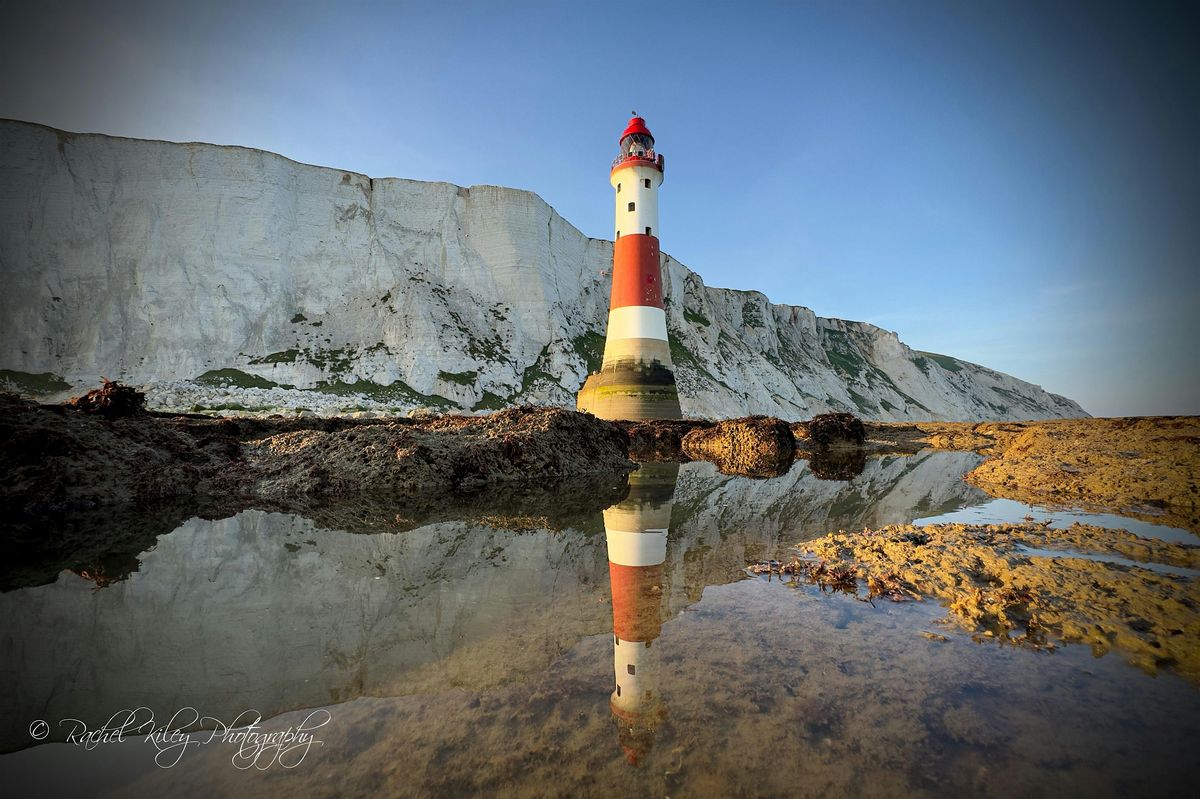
576;361;682;422
577;114;683;421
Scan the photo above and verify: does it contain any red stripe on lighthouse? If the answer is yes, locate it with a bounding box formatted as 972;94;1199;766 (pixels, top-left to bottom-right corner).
611;234;663;309
609;562;664;642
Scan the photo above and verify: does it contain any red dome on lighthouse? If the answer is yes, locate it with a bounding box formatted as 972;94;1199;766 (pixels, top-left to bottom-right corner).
620;115;653;143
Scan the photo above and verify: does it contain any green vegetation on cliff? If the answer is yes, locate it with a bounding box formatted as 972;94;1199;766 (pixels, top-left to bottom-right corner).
197;369;280;390
314;379;454;409
0;370;71;395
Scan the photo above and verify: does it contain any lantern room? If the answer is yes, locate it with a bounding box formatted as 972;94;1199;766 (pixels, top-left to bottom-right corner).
620;114;655;158
613;113;663;173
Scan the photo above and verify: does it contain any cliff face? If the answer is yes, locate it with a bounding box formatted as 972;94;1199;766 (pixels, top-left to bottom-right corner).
0;120;1085;420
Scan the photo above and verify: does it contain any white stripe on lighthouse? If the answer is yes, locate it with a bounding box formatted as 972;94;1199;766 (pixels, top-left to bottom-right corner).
607;305;668;341
605;529;668;567
614;185;659;237
612;639;652;712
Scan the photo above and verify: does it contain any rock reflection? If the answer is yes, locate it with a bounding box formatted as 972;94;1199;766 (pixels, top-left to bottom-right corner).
604;462;677;764
802;448;867;481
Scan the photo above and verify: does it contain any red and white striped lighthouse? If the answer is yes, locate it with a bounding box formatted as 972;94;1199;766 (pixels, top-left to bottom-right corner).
605;462;679;765
577;114;683;421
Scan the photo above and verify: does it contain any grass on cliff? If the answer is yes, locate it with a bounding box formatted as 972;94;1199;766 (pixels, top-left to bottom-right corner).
196;369;281;390
918;351;963;373
669;337;739;394
822;330;866;378
249;349;301;365
300;347;354;373
314;379;455;409
825;349;865;377
848;388;876;414
741;300;764;328
438;370;478;386
571;332;605;374
473;391;509;411
520;345;564;394
0;370;72;395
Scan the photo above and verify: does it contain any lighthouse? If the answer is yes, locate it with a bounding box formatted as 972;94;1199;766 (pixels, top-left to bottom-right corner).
605;462;679;764
577;114;683;421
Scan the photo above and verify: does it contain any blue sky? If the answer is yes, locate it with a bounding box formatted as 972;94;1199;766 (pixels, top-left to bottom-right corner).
2;0;1196;416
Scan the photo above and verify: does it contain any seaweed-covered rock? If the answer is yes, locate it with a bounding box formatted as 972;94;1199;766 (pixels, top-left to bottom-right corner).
65;379;146;418
805;521;1200;682
618;419;713;462
1;396;634;515
799;412;866;448
681;416;795;478
0;392;232;514
246;406;634;498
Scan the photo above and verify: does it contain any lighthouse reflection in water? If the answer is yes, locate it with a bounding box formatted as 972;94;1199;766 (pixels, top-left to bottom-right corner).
604;462;678;765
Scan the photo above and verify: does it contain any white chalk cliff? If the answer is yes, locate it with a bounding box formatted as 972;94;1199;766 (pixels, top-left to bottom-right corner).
0;120;1085;420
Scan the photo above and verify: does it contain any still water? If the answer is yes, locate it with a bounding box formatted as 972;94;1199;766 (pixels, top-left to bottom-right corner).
1;452;1197;797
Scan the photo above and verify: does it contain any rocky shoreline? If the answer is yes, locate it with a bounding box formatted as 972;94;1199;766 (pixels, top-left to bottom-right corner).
0;390;642;590
791;521;1200;683
3;388;1196;626
4;389;1196;524
0;392;636;512
866;417;1200;531
782;418;1200;684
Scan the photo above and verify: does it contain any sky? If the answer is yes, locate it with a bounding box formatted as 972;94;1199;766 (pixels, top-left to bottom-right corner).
2;0;1196;416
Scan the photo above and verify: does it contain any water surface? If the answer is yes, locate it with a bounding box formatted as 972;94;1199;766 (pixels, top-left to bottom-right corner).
1;451;1196;797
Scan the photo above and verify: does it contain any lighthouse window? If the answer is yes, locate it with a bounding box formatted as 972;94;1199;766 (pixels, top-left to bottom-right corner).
645;227;652;235
627;664;636;675
614;635;620;645
628;202;635;212
621;132;654;156
616;684;621;697
644;178;651;188
617;183;621;193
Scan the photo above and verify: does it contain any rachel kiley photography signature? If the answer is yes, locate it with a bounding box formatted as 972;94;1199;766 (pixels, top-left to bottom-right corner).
28;707;331;769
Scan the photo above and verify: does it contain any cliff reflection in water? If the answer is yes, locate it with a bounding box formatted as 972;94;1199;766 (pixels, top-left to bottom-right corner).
0;451;987;754
604;463;677;764
9;449;1194;798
